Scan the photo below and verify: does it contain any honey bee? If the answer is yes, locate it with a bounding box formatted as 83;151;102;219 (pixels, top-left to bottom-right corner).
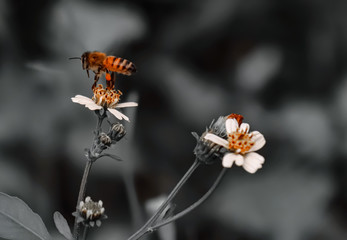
69;51;136;90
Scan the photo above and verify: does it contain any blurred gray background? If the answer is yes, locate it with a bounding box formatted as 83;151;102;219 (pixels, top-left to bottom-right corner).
1;0;347;239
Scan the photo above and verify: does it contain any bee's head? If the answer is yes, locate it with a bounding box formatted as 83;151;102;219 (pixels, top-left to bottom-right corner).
81;51;91;70
69;52;91;78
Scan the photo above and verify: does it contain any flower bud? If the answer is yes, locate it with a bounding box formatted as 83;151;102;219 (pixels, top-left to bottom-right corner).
193;132;225;165
99;132;112;146
108;122;126;142
72;196;107;228
193;116;228;165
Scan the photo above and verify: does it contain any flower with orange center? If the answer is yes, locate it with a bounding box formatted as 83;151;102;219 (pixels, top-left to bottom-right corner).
92;84;122;109
204;114;266;173
71;84;138;122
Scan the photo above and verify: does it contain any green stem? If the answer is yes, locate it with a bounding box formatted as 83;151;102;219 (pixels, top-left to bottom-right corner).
127;159;201;240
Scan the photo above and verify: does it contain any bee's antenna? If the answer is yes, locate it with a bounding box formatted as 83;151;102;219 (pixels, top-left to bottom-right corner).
68;57;81;60
86;70;90;78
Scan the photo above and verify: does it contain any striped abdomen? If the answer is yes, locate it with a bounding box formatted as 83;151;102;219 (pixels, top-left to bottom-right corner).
103;56;136;76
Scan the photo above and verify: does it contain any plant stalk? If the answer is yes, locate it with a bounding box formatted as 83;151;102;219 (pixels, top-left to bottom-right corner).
127;159;200;240
81;226;88;240
152;168;227;229
72;110;106;239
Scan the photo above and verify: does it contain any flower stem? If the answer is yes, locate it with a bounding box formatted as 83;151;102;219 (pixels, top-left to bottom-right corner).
127;159;201;240
95;109;105;136
72;111;106;239
81;226;89;240
152;168;227;229
73;160;93;239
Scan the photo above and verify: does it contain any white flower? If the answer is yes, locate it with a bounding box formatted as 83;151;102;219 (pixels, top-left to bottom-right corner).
71;84;138;122
74;196;107;227
204;115;266;173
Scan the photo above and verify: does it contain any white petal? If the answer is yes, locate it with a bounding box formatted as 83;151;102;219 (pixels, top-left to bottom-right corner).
85;103;103;110
226;118;239;134
239;123;250;133
242;152;265;174
72;95;93;103
86;210;93;219
75;94;91;99
73;98;90;104
116;102;138;108
71;98;88;104
72;95;91;100
75;95;92;100
204;133;229;148
71;97;81;103
108;108;130;122
249;131;266;152
72;95;102;110
100;208;105;214
235;156;244;166
96;220;102;227
222;153;244;168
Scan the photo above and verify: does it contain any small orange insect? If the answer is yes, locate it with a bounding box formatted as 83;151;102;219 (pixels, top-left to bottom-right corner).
70;51;136;90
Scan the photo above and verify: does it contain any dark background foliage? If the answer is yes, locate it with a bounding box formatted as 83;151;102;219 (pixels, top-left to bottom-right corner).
1;0;347;239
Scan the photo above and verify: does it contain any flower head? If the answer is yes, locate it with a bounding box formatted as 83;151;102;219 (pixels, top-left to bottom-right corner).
92;84;122;109
204;114;266;173
72;196;107;227
193;116;228;164
71;84;138;122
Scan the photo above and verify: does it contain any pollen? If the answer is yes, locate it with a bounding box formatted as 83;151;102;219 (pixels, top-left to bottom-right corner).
92;84;122;108
227;132;254;154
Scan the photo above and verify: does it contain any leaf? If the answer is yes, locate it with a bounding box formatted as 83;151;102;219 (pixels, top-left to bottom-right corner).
191;132;200;140
53;212;73;240
0;192;51;240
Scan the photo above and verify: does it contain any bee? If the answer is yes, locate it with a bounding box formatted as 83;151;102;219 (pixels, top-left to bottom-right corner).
69;51;136;90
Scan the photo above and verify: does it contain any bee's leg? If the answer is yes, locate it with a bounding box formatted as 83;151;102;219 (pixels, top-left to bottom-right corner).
92;67;103;90
105;71;114;90
110;72;116;90
92;75;99;90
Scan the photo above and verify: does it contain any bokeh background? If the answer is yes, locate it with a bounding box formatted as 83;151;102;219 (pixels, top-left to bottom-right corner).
1;0;347;239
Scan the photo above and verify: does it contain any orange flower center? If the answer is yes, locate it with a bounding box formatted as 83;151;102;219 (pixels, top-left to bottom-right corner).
92;84;122;108
228;132;254;153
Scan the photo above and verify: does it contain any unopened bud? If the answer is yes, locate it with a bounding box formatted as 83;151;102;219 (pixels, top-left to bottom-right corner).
99;132;112;146
108;123;126;142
